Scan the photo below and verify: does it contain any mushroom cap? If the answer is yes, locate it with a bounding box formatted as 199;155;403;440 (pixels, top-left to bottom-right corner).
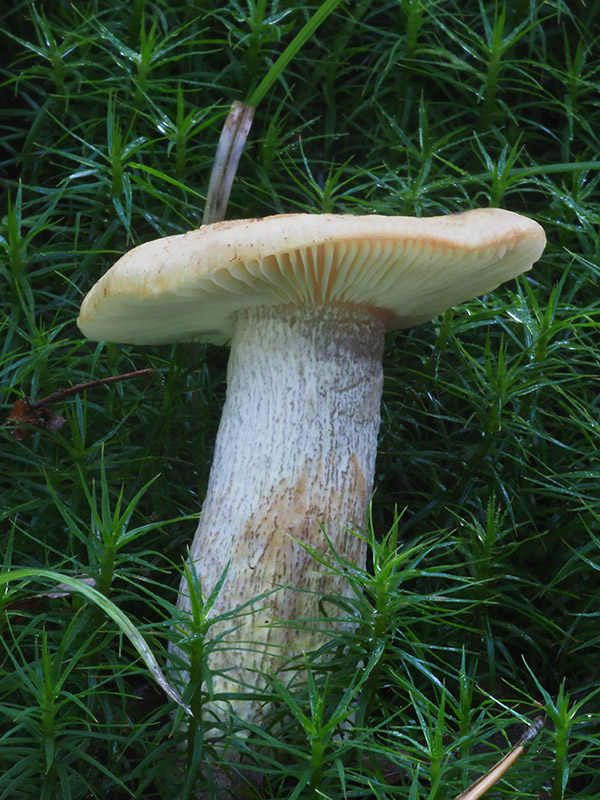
77;209;546;345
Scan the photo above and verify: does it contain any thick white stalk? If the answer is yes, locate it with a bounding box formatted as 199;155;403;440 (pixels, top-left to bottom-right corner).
178;304;385;722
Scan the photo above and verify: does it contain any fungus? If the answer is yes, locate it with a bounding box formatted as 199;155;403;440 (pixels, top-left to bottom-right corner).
77;209;546;724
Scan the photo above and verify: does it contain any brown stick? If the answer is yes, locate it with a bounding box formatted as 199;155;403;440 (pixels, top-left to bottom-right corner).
453;716;545;800
30;368;154;408
4;369;154;439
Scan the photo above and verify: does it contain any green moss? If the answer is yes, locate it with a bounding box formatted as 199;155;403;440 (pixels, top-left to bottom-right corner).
1;0;599;796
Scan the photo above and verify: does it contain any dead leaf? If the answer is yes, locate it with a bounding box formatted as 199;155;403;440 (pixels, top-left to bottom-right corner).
5;398;66;440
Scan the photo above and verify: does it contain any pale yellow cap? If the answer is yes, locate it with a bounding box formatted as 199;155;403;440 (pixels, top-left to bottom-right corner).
77;209;546;345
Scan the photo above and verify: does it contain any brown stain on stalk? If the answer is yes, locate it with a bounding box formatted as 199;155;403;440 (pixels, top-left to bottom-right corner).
222;452;368;657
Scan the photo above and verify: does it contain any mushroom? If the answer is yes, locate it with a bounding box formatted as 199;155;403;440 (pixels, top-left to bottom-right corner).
77;209;546;725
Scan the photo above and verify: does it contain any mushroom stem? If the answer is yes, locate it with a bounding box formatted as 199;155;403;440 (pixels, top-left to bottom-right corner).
178;304;385;723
